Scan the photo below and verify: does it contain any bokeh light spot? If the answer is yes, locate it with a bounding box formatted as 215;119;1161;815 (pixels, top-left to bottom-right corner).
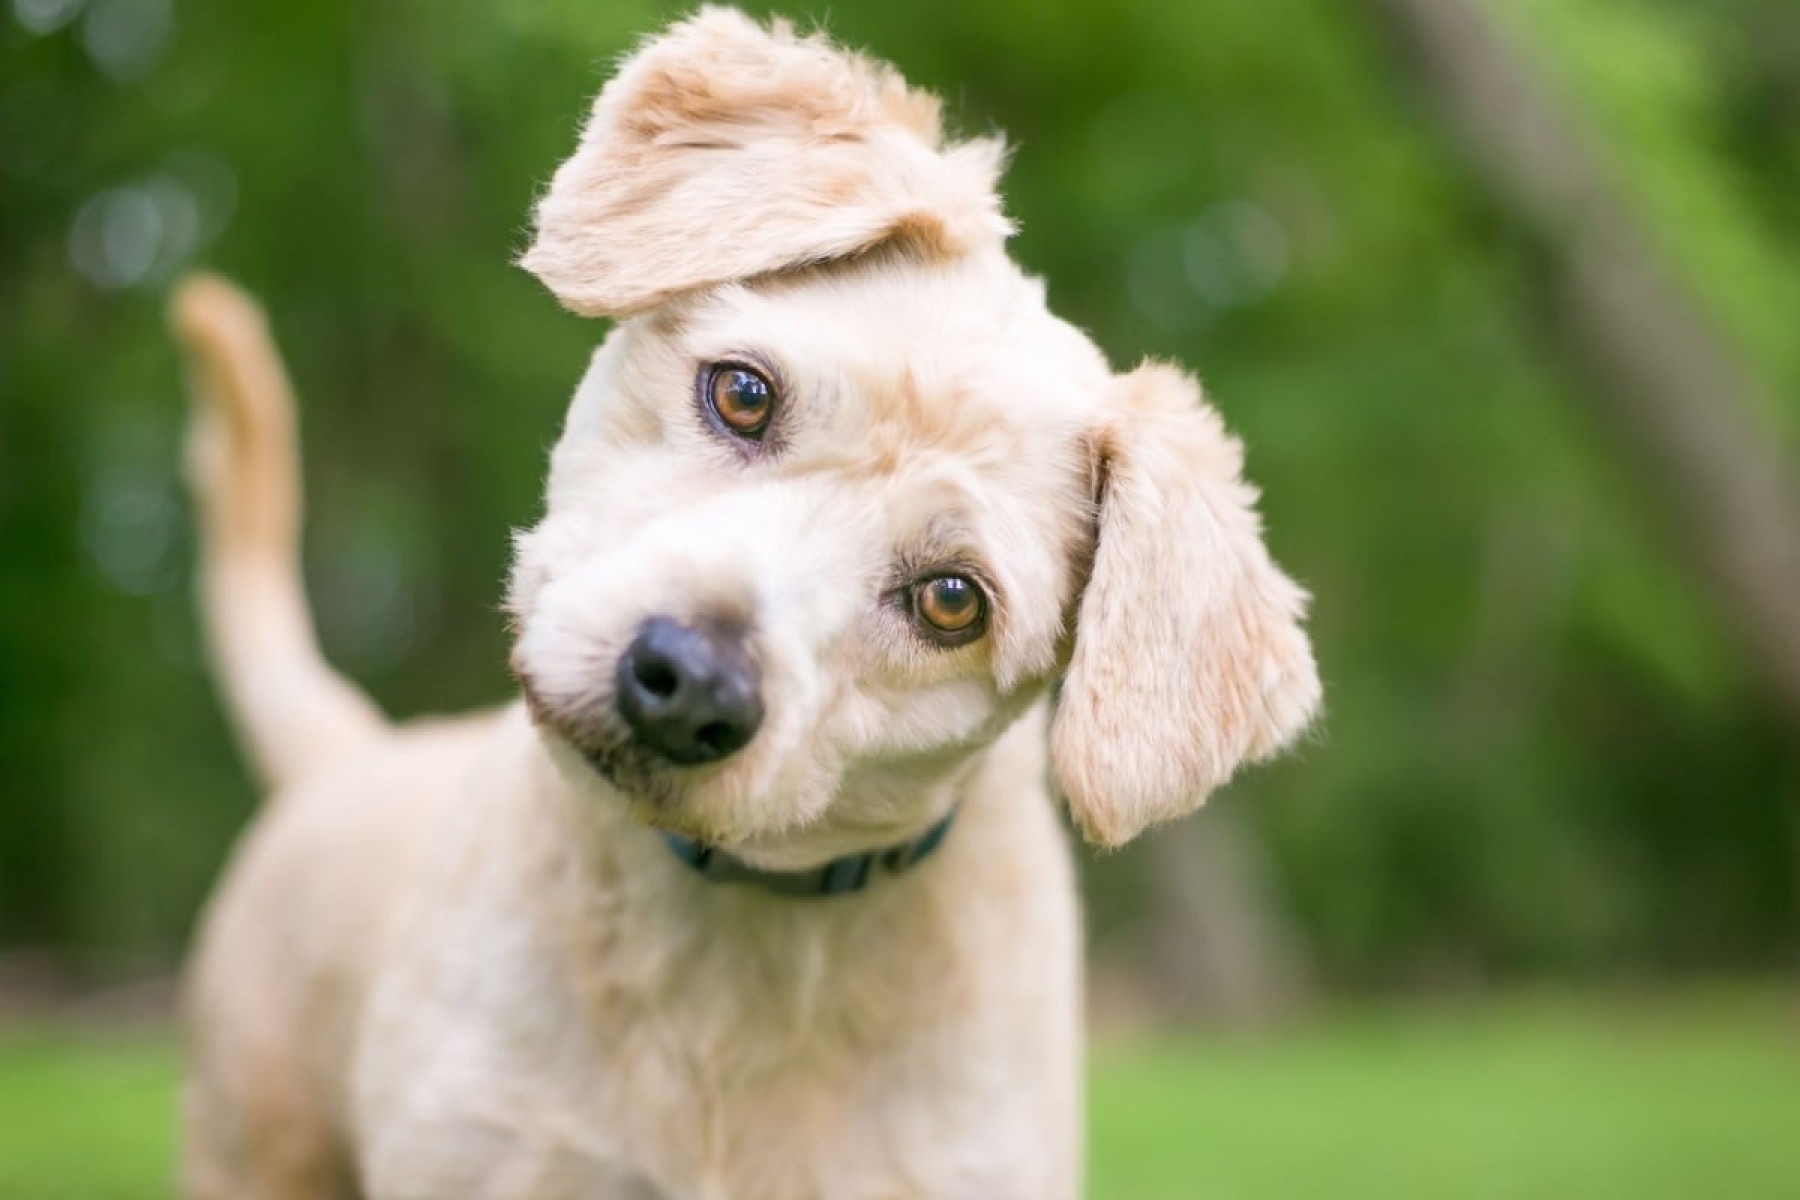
12;0;85;35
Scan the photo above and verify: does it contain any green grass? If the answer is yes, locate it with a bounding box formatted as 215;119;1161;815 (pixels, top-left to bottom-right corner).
1090;991;1800;1199
0;1031;181;1199
4;992;1797;1198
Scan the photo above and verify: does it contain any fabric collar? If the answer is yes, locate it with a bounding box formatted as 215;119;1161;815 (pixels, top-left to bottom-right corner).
659;810;957;897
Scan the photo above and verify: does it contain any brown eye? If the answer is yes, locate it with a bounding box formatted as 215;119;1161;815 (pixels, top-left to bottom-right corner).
705;364;776;438
912;575;987;643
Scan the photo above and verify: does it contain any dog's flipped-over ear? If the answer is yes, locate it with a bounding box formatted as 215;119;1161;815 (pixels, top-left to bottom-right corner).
520;7;1012;318
1052;363;1321;849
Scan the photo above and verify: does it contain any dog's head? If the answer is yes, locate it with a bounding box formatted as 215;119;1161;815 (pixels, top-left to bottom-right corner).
507;8;1320;867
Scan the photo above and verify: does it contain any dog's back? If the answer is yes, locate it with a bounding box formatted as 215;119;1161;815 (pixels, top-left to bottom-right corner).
180;714;502;1198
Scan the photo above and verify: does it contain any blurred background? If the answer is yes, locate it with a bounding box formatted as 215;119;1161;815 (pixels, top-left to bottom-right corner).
3;0;1798;1195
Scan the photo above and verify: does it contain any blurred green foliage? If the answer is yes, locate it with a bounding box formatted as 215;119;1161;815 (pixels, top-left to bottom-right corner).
1;0;1797;982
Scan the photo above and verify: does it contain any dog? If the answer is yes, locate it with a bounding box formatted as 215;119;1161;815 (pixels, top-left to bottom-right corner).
170;9;1320;1199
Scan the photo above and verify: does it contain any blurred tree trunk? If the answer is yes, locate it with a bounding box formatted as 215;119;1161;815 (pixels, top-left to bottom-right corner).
1141;809;1310;1025
1359;0;1800;733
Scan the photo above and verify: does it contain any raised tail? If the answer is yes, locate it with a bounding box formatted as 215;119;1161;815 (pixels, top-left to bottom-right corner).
169;274;386;793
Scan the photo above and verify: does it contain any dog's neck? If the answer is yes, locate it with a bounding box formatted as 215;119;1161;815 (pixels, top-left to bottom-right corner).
504;699;1066;1055
655;808;957;897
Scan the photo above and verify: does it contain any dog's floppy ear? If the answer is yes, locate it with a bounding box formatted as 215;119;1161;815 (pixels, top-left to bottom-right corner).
521;7;1012;317
1052;363;1321;848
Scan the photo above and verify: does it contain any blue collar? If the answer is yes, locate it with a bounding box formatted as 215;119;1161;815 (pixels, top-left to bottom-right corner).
660;810;957;897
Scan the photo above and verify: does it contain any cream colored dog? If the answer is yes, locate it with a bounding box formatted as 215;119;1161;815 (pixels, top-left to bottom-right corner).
170;9;1320;1199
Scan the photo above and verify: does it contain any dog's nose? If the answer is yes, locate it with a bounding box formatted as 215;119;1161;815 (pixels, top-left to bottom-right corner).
615;617;764;765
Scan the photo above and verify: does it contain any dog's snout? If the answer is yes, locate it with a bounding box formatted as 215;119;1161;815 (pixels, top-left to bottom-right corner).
616;617;763;765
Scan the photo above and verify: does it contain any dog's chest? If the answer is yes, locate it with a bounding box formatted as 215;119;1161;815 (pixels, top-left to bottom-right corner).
353;771;1078;1199
354;907;1068;1199
357;1005;1050;1200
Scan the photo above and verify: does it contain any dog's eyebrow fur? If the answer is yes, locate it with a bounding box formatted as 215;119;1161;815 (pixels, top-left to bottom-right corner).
892;512;1004;619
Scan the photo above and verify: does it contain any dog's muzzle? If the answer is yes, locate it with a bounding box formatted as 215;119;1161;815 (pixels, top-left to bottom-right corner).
615;616;763;765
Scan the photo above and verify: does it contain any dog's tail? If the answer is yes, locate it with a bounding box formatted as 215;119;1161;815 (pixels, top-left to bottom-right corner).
169;273;387;793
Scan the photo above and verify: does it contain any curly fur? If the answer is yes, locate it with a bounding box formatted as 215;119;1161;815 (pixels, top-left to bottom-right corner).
172;9;1319;1199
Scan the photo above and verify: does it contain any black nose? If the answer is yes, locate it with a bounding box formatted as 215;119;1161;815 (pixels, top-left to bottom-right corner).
615;617;764;765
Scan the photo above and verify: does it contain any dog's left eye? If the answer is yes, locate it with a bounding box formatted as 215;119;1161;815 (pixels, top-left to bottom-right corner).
911;575;987;644
703;363;776;440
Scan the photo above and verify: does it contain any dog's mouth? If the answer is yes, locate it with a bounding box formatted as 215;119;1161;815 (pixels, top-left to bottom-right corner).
518;673;652;783
518;673;729;836
576;739;685;810
573;732;727;838
511;613;771;826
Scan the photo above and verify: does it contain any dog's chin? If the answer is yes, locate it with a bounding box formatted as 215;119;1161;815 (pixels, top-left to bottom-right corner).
535;731;694;830
540;736;894;874
516;675;702;829
537;727;965;872
534;727;786;849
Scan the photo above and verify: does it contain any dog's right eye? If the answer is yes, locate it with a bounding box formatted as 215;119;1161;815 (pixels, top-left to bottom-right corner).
702;363;777;441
